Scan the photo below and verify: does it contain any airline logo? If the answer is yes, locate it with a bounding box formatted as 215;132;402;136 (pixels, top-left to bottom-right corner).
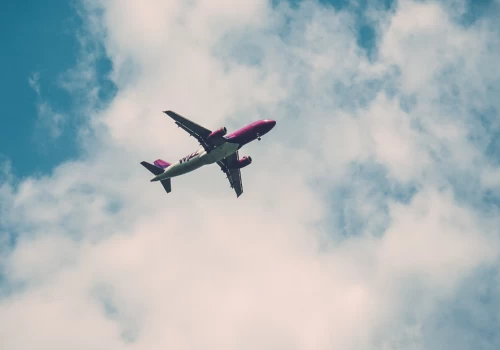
179;151;199;164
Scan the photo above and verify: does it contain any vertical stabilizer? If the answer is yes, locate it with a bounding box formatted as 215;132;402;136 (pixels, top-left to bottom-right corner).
154;159;171;169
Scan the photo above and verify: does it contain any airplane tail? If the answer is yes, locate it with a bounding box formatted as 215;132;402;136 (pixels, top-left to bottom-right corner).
140;161;172;194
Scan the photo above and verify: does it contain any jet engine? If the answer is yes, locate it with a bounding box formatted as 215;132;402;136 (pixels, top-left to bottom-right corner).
208;127;227;139
236;156;252;169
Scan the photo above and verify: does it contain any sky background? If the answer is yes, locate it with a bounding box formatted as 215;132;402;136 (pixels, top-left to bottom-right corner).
1;0;500;349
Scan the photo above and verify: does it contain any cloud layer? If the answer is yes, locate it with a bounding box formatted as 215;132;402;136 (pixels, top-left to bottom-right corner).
1;0;500;349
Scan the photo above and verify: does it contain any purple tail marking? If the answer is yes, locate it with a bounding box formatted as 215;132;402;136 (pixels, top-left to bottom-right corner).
154;159;171;168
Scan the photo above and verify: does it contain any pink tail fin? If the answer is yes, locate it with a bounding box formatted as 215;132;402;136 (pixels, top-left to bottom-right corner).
154;159;171;169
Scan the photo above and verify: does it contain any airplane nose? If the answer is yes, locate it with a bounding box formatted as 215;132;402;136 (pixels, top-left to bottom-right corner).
260;119;276;135
266;120;276;133
267;120;276;128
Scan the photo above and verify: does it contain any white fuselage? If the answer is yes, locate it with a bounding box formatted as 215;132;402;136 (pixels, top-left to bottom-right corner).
153;141;240;181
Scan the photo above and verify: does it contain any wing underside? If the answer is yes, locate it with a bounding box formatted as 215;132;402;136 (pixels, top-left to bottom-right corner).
163;110;213;151
217;151;243;198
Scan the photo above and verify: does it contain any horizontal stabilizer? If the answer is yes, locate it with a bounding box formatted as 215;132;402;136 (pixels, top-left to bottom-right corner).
160;178;171;193
140;161;164;176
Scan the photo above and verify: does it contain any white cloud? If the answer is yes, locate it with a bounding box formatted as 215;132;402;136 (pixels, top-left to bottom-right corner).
28;72;41;95
28;72;66;139
2;0;500;349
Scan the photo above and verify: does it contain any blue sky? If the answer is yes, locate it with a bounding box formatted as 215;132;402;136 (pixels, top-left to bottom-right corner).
0;0;116;178
1;0;500;349
1;1;79;176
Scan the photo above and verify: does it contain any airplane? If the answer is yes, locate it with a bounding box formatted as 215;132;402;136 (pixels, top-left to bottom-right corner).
140;110;277;197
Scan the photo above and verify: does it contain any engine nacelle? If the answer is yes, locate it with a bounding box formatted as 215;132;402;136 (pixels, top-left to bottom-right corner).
236;156;252;169
208;127;227;139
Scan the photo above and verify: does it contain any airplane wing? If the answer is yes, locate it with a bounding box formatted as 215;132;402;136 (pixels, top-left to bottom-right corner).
217;152;243;198
163;110;213;151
